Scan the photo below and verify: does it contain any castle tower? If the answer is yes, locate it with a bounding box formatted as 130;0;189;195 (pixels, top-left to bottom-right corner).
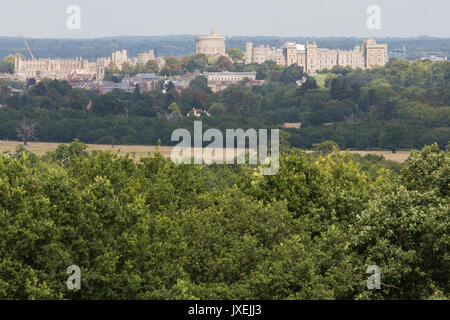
305;41;318;73
284;42;298;67
245;42;253;64
195;29;226;56
362;37;388;69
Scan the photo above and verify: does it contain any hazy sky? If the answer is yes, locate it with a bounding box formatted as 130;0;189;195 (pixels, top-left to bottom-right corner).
1;0;448;38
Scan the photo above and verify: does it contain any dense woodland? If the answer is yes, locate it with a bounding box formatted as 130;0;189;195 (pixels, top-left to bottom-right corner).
0;140;448;299
1;58;449;151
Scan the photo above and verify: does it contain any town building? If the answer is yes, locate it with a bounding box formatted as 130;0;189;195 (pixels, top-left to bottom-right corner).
187;108;211;118
420;55;448;62
245;37;388;73
129;73;161;92
203;71;257;92
203;71;257;82
98;80;135;94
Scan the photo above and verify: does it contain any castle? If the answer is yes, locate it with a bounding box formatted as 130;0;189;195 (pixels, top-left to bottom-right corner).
193;29;388;73
195;29;226;56
13;48;157;81
13;31;388;82
245;38;388;73
14;56;105;81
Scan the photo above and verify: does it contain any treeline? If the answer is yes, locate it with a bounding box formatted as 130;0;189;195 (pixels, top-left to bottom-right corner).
0;141;447;299
0;59;449;150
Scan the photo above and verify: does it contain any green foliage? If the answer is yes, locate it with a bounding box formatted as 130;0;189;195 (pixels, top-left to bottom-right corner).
312;140;339;155
44;139;88;164
0;144;447;299
168;102;183;119
0;54;17;74
226;48;244;62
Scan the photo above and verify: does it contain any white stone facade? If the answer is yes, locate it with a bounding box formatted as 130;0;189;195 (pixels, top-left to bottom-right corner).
245;37;388;73
14;57;105;81
195;29;226;56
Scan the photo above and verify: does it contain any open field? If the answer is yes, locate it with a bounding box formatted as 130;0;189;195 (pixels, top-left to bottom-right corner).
311;73;332;88
343;150;411;162
0;141;411;163
0;141;173;158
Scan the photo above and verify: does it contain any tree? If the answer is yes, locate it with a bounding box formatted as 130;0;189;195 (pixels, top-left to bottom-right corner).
214;56;232;72
0;54;16;74
185;54;208;73
220;86;262;116
330;76;353;100
144;60;159;74
105;62;121;75
379;123;411;152
121;62;134;75
312;140;339;155
168;102;182;120
0;144;448;299
16;121;36;146
189;75;211;93
0;80;10;105
352;145;449;299
208;102;227;116
279;65;303;84
47;139;88;164
226;48;244;62
161;57;182;76
297;77;318;96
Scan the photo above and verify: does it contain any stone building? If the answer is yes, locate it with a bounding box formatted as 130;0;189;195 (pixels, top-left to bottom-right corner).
245;37;388;73
137;50;156;65
111;49;128;70
203;71;257;92
195;29;226;56
14;56;105;81
13;48;157;81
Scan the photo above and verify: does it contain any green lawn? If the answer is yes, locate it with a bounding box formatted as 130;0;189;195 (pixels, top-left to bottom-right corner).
312;73;332;88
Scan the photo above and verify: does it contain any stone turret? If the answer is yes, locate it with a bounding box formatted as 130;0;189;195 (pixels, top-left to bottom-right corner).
245;42;254;64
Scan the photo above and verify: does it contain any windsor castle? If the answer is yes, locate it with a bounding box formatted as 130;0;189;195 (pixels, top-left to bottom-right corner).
195;29;388;73
13;29;388;82
245;38;388;73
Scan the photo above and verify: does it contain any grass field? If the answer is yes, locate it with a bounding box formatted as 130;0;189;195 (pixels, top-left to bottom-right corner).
311;73;331;88
0;141;411;163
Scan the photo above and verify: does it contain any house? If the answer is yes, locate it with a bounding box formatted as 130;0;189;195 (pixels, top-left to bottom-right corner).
203;71;257;92
102;81;135;93
132;73;161;92
187;108;211;118
282;123;302;129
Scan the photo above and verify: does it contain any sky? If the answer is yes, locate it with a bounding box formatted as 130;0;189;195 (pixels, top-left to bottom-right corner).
0;0;448;38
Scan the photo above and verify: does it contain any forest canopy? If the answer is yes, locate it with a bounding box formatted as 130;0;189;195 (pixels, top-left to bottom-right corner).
0;141;448;299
